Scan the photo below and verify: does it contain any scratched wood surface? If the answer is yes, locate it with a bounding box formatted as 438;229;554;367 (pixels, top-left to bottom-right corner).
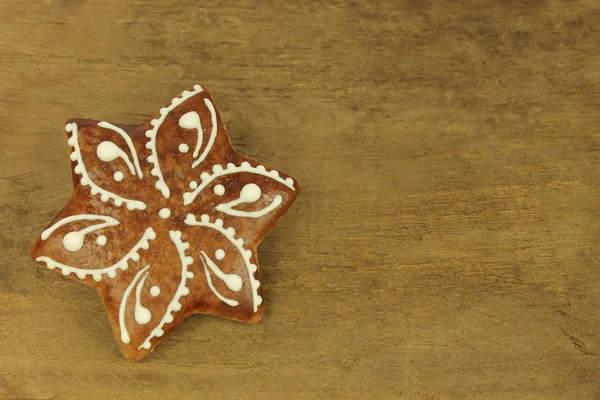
1;0;600;399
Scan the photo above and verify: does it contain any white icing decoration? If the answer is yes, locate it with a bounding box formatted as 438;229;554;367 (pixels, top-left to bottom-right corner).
240;183;262;202
150;286;160;297
213;184;225;196
36;227;156;281
189;181;198;190
66;123;147;210
159;208;171;219
41;214;118;240
138;230;194;350
200;252;239;307
215;184;283;218
41;214;119;253
179;111;203;158
178;143;189;153
201;251;243;292
113;171;124;182
134;272;152;325
184;214;262;312
97;141;136;176
179;111;201;130
215;249;225;260
119;265;150;344
183;162;295;206
144;84;204;199
97;121;143;178
96;235;107;246
62;232;85;252
191;99;218;169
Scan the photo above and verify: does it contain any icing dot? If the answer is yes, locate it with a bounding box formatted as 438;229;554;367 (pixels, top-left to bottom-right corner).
150;286;161;297
189;181;198;189
227;275;243;292
214;184;225;196
240;183;262;203
215;249;225;260
96;235;107;246
113;171;124;182
178;111;200;129
178;143;189;153
159;208;171;219
135;308;152;325
63;232;84;252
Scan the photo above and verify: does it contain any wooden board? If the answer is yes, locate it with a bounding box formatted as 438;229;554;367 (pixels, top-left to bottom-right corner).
1;1;599;398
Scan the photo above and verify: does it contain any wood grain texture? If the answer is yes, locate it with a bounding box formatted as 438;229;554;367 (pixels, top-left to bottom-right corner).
1;0;599;398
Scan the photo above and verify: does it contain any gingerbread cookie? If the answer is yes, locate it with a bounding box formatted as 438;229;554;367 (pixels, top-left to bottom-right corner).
30;85;299;360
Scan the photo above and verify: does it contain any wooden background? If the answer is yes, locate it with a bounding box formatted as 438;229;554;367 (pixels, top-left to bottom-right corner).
1;0;599;399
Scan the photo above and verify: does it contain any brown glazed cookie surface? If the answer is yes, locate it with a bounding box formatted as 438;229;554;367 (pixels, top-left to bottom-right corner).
30;85;299;360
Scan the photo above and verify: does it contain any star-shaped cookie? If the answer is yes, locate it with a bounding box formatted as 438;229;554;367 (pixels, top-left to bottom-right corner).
30;85;299;360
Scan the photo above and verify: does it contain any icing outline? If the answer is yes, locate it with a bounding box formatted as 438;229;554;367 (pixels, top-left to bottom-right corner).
183;162;295;206
138;230;194;350
35;227;156;281
41;214;119;241
184;214;262;312
145;84;204;199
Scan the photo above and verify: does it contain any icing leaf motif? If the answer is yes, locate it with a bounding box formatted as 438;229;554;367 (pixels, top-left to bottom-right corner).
144;86;230;199
66;122;148;210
